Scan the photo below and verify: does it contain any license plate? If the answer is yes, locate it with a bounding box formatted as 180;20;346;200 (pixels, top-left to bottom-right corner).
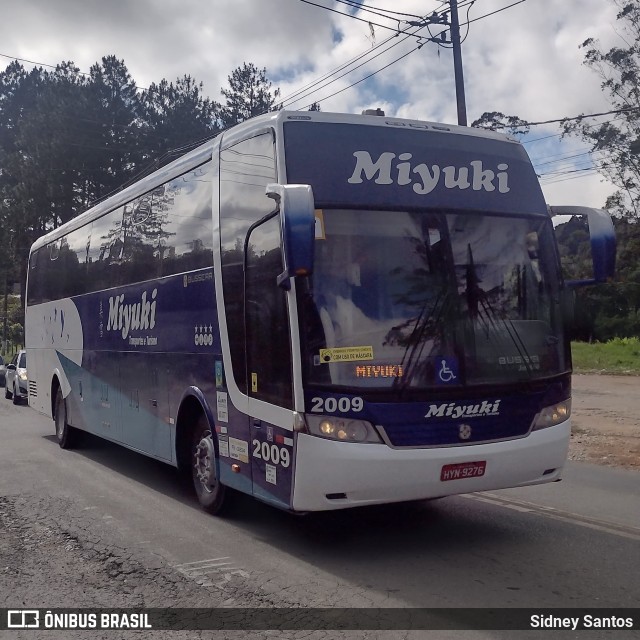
440;461;487;481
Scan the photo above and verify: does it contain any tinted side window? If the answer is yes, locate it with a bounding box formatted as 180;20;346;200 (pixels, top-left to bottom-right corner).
61;227;91;298
27;249;43;305
86;163;213;289
157;163;213;277
220;132;277;394
26;162;215;305
29;231;90;303
86;206;129;291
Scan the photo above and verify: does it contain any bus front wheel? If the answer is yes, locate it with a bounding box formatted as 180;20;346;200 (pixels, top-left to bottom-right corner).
54;388;79;449
191;416;227;515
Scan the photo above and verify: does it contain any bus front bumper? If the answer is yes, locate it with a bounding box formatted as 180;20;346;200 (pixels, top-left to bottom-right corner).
291;421;570;512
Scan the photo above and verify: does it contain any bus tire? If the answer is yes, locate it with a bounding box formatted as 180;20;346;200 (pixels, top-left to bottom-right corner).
191;415;227;515
12;384;20;405
5;386;11;399
54;388;79;449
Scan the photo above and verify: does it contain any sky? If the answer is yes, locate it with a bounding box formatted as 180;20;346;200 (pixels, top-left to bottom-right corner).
0;0;623;208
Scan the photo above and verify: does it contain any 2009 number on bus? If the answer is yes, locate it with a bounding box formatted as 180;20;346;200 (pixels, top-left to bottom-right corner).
252;440;291;468
310;396;363;413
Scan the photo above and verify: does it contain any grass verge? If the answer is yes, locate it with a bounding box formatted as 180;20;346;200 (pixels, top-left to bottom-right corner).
571;337;640;374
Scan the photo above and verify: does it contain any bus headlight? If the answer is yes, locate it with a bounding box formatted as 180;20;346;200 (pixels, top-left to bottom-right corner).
305;415;382;443
18;370;28;382
532;400;571;430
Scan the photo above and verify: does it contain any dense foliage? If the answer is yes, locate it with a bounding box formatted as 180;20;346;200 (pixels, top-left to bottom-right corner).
556;216;640;341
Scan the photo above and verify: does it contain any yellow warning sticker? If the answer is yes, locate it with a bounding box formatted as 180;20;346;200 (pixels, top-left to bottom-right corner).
319;346;374;363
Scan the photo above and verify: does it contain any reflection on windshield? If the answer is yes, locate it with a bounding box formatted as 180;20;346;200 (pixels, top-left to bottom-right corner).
300;209;566;392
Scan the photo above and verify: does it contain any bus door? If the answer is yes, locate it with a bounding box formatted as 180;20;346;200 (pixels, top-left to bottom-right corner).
245;214;296;509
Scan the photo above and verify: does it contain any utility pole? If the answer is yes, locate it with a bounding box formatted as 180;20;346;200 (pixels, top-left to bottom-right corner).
449;0;468;126
409;2;468;126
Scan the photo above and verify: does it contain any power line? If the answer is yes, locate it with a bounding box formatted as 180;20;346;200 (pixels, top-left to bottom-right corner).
333;0;428;20
333;0;413;23
281;2;486;111
296;0;421;36
289;1;471;112
0;52;150;91
282;25;431;109
461;0;527;25
0;52;62;71
278;21;430;107
299;42;426;110
489;106;640;130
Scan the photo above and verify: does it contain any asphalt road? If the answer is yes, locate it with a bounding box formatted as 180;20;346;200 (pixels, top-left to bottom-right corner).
0;391;638;639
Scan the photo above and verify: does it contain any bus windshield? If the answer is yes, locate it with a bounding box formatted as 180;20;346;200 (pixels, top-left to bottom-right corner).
300;209;567;392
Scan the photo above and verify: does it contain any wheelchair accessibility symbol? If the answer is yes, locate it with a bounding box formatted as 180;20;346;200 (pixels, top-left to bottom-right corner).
436;357;458;384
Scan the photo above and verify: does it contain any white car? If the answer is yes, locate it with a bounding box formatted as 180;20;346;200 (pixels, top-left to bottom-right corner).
5;350;28;405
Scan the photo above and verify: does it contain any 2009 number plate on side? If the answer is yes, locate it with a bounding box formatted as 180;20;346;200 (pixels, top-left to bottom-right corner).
440;461;486;481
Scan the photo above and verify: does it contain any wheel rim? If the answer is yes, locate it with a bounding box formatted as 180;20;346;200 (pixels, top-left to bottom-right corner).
194;430;217;494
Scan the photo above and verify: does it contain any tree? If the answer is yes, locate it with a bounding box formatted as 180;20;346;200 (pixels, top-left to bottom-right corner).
471;111;529;136
141;74;221;164
219;63;280;128
0;61;88;304
83;56;145;200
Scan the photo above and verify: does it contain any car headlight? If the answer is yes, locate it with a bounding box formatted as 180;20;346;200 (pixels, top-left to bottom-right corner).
532;400;571;430
305;415;382;443
18;369;28;382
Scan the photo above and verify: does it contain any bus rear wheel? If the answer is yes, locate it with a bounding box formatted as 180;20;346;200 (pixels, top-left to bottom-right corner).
54;387;79;449
191;416;227;515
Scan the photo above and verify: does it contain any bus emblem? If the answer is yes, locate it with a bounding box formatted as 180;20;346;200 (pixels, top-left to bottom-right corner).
458;424;472;440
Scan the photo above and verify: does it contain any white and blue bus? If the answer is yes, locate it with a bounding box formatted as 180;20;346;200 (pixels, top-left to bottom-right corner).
26;110;615;514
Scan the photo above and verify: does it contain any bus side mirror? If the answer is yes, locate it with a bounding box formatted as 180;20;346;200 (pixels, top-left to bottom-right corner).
550;206;616;287
266;183;316;290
